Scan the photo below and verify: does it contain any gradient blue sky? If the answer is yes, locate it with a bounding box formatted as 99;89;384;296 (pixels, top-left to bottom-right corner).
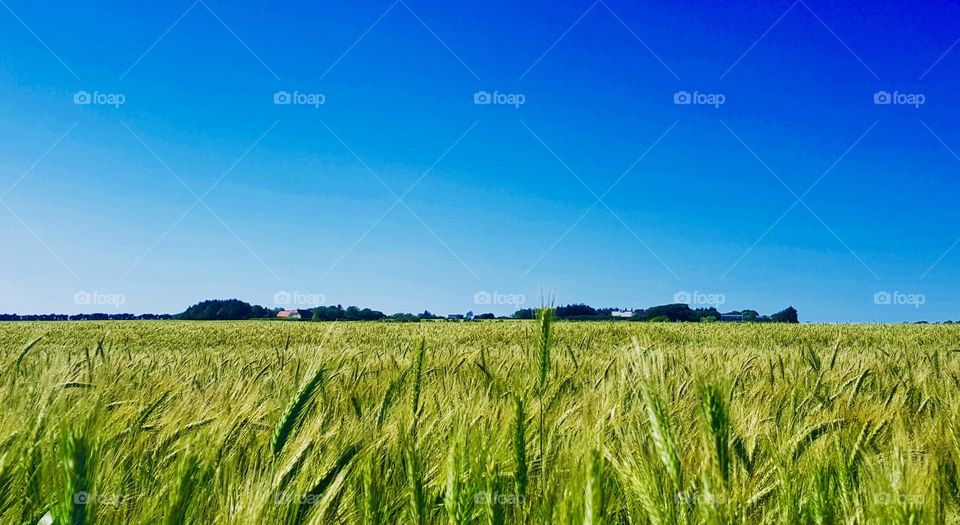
1;0;959;322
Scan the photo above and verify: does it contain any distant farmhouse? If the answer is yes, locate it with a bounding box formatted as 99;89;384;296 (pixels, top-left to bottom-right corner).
611;310;635;318
277;309;311;320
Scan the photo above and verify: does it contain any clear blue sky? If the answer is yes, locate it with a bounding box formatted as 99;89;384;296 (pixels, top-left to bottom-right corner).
1;0;959;322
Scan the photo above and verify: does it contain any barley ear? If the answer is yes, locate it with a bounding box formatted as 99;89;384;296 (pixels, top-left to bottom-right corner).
641;385;683;491
272;367;326;457
537;308;554;393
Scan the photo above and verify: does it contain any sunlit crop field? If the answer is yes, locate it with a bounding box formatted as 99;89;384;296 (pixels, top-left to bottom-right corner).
2;319;960;524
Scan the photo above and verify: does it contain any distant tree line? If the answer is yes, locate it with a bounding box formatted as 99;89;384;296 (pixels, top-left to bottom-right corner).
23;300;960;324
513;303;800;323
175;300;440;322
173;301;794;324
311;307;500;322
310;305;385;321
177;299;277;320
0;301;799;323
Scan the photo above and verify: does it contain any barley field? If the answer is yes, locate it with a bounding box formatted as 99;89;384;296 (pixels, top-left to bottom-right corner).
1;317;959;524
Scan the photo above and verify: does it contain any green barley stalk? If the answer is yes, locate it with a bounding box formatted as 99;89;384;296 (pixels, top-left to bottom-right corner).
271;367;326;457
444;428;470;525
410;339;426;436
482;462;506;525
273;439;314;493
93;335;106;363
641;384;684;491
135;392;170;430
19;399;49;524
295;443;359;523
14;334;44;372
405;443;427;525
513;395;528;500
164;454;204;525
584;447;605;525
791;419;846;462
847;419;873;477
362;445;387;525
536;307;554;499
377;375;402;430
883;384;899;410
22;438;44;523
57;429;93;525
847;369;870;408
537;308;554;393
700;383;731;484
154;418;214;460
731;436;754;477
0;452;10;510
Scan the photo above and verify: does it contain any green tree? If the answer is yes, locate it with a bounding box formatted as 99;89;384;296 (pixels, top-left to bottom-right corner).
770;306;799;323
